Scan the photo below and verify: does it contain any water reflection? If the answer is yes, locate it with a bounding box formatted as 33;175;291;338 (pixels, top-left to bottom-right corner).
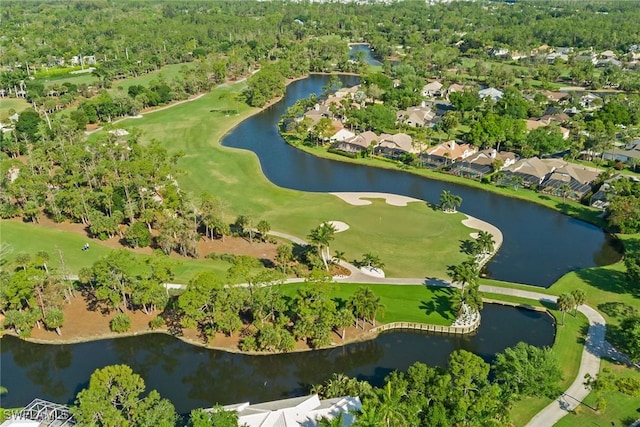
222;74;621;286
1;305;554;413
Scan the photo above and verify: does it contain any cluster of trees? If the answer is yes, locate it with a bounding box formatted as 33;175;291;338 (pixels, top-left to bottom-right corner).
314;345;561;426
177;267;383;352
606;178;640;234
79;250;174;316
2;112;271;258
1;250;72;337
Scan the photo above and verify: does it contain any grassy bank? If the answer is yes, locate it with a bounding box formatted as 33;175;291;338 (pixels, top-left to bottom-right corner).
282;137;607;229
279;282;456;325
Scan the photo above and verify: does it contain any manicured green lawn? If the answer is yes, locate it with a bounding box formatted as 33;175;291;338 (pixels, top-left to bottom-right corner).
278;282;456;325
101;83;473;279
0;98;30;119
555;359;640;427
0;220;236;283
42;62;196;90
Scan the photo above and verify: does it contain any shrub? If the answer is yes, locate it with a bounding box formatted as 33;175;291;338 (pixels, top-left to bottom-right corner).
110;313;132;333
616;377;640;396
124;222;152;248
240;335;257;352
149;316;165;330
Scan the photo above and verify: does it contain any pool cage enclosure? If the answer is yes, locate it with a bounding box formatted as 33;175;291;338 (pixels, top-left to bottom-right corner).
6;399;75;426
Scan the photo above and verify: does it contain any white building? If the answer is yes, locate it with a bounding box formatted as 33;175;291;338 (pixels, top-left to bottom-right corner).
215;394;361;427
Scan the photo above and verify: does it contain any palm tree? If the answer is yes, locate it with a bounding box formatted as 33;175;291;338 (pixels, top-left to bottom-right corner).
308;222;337;271
557;293;575;326
352;402;385;427
318;412;346;427
560;183;572;203
439;190;462;213
476;230;495;255
376;381;409;427
570;289;586;315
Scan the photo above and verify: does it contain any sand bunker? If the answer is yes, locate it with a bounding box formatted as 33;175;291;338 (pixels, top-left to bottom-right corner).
462;215;503;249
359;266;385;278
326;220;349;232
331;192;422;206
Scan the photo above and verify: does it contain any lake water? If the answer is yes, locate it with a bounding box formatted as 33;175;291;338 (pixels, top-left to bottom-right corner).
222;74;621;287
0;304;554;413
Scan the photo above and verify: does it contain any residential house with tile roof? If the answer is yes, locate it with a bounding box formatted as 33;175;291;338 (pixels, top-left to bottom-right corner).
331;131;379;154
421;140;478;168
447;149;517;179
374;133;415;158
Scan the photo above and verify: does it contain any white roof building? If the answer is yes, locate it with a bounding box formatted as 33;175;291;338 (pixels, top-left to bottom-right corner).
216;394;361;427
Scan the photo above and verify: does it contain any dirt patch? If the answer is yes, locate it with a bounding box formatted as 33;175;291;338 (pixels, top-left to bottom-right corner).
28;295;162;342
26;294;377;354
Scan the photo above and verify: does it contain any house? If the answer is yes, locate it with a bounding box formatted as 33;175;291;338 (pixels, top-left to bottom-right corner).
374;133;414;158
590;174;640;209
303;104;331;125
329;128;356;143
445;83;469;100
540;163;600;200
574;54;598;65
422;140;478;167
396;105;436;127
580;93;601;110
597;58;622;68
602;140;640;163
421;81;443;98
546;52;569;62
541;90;568;103
478;87;504;102
600;50;618;59
525;119;570;140
490;47;510;58
447;149;516;179
214;395;361;427
501;157;565;187
331;130;379;154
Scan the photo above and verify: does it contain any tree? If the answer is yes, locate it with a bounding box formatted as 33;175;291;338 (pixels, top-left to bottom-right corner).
439;190;462;213
235;214;254;243
256;220;271;242
361;252;385;270
15;109;44;142
44;307;64;335
124;221;152;248
556;293;575;326
570;289;586;315
307;222;337;271
72;364;176;427
624;250;640;285
615;315;640;364
190;407;238;427
275;244;293;273
475;230;495;255
493;342;562;398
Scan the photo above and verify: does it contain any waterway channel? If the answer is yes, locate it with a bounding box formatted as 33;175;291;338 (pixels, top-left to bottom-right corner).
221;74;621;287
0;71;612;413
1;305;554;413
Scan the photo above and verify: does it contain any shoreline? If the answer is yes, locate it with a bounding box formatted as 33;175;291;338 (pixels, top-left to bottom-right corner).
277;134;614;234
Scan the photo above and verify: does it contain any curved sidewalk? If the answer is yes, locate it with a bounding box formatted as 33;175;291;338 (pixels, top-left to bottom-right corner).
480;287;605;427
